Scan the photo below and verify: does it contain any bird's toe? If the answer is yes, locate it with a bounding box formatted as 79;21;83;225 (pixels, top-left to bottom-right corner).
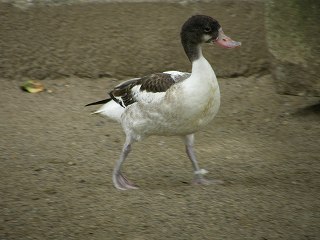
113;172;138;190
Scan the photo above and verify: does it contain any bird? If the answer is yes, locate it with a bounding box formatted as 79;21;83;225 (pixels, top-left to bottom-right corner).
86;15;241;190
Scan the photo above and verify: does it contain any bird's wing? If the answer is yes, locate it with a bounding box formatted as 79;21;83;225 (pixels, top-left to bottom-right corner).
85;72;190;108
111;72;188;107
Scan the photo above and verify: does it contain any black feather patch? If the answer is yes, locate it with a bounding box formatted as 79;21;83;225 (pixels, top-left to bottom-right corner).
85;98;111;107
139;73;176;93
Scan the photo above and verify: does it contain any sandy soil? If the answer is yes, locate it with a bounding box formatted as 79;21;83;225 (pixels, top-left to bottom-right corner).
1;73;319;240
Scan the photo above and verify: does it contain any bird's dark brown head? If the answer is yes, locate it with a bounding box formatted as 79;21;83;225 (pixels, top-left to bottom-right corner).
180;15;241;61
181;15;221;44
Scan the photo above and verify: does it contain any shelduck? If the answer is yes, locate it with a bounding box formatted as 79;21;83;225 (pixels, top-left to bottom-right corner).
86;15;241;190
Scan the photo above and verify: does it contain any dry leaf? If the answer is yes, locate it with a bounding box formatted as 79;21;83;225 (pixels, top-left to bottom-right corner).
21;80;45;93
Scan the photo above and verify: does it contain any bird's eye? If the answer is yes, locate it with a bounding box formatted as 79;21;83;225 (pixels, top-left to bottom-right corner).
204;27;211;33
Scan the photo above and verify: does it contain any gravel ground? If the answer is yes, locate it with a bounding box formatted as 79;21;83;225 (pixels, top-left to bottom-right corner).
1;74;319;240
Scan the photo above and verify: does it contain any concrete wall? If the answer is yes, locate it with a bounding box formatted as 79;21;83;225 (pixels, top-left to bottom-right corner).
265;0;320;96
0;0;267;80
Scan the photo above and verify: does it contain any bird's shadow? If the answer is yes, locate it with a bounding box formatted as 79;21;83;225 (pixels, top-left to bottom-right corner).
292;102;320;116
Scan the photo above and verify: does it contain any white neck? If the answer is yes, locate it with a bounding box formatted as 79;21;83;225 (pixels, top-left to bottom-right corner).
190;51;216;84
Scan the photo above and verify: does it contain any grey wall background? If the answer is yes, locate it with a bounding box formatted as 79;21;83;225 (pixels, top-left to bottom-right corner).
1;0;319;96
265;0;320;96
0;0;267;79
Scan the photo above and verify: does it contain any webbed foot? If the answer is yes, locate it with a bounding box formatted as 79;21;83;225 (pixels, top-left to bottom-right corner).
113;172;138;190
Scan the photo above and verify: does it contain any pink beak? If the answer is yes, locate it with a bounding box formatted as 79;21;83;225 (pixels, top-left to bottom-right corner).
215;28;241;49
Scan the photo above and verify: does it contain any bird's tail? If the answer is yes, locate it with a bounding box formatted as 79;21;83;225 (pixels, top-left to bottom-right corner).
85;98;112;107
86;98;124;122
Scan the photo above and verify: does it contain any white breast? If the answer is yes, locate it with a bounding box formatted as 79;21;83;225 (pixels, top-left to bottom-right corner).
168;56;220;130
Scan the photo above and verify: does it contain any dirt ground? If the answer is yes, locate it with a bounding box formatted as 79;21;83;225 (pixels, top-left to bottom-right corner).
1;72;319;239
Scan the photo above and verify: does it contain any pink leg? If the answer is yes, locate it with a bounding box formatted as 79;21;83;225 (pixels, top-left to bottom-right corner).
112;139;138;190
184;134;224;185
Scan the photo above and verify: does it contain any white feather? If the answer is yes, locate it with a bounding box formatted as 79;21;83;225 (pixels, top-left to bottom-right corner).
131;85;166;104
95;100;125;122
163;71;188;81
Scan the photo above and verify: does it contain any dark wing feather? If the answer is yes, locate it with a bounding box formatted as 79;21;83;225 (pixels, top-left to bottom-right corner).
139;73;176;92
85;98;111;107
110;73;176;107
